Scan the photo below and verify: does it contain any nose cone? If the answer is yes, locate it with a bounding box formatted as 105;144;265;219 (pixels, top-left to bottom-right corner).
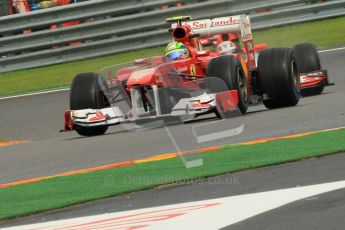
127;68;157;87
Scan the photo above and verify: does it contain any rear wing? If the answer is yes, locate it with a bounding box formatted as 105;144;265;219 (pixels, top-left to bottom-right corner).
170;15;256;70
172;15;252;42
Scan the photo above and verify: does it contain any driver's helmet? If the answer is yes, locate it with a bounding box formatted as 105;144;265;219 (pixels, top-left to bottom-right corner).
164;41;189;60
217;41;237;55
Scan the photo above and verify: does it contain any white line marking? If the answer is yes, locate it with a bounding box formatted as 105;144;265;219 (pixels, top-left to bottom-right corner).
0;46;344;101
4;180;345;230
318;46;345;53
0;88;69;101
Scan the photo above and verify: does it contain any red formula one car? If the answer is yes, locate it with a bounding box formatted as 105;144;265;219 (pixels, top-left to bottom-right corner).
200;33;331;97
64;15;301;136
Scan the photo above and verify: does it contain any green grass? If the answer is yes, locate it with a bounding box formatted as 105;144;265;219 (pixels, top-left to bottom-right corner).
0;47;164;97
1;16;345;97
1;128;345;220
253;16;345;48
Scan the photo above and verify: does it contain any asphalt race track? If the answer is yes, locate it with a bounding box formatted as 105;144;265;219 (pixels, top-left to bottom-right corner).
2;151;345;229
0;47;344;229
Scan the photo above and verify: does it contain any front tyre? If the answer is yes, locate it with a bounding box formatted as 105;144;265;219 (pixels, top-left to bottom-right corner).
70;73;108;136
206;55;249;114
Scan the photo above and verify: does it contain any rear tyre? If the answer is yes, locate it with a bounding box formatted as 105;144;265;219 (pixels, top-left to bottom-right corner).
294;43;325;96
206;55;249;114
293;43;320;73
70;73;108;136
301;85;324;97
257;48;300;109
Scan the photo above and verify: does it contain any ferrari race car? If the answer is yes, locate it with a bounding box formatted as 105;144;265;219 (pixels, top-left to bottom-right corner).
64;15;301;136
200;33;331;97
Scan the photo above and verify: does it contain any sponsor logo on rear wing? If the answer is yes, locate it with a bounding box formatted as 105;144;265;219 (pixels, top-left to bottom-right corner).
171;15;252;41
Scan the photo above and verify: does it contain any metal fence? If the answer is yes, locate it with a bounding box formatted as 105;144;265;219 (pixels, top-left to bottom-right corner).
0;0;344;73
0;0;10;17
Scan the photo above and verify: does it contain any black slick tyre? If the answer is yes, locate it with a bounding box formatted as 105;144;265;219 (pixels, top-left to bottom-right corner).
294;43;325;96
257;48;300;109
70;73;108;136
206;55;249;114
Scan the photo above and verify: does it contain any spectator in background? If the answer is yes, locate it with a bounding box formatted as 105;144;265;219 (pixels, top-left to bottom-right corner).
12;0;30;14
29;0;71;11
